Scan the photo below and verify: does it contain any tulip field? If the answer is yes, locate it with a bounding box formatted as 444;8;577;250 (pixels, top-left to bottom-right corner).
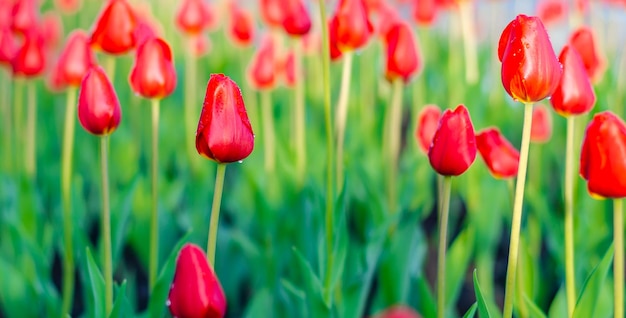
3;0;626;317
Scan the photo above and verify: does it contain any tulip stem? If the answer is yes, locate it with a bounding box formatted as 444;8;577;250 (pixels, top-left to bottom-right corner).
458;0;479;85
185;37;199;169
387;79;404;214
335;51;354;190
614;198;624;318
294;39;306;185
25;80;37;179
105;55;116;84
261;90;276;173
61;87;77;317
100;135;113;316
503;103;534;318
318;0;336;306
564;116;576;317
207;163;226;266
149;99;160;291
437;176;452;318
13;78;24;174
1;71;12;171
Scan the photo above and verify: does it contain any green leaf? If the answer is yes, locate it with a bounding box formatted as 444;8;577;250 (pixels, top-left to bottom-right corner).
523;294;547;318
573;244;614;318
416;276;437;318
111;178;139;265
446;227;475;307
473;269;492;318
244;288;274;318
462;303;478;318
547;286;567;318
109;280;131;318
292;247;329;315
86;247;105;318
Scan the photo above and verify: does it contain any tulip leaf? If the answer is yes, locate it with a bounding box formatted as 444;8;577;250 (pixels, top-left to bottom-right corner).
111;178;139;265
292;246;329;315
462;303;478;318
473;269;492;318
523;294;547;318
330;187;349;292
86;247;105;318
109;280;131;318
446;227;475;306
0;256;41;318
573;244;614;318
244;288;274;318
547;286;567;318
415;276;437;318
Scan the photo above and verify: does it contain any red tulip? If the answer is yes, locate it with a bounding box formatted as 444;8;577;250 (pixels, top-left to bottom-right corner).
175;0;214;35
333;0;374;51
55;30;96;88
302;31;321;56
0;26;17;66
133;20;159;48
374;1;402;38
575;0;589;14
282;0;311;36
77;66;122;136
476;127;520;179
196;74;254;163
415;104;441;154
413;0;438;26
39;11;63;49
260;0;285;28
90;0;138;55
550;45;596;117
247;35;277;90
0;0;13;29
428;105;477;176
536;0;568;26
188;33;211;57
580;111;626;198
372;305;423;318
569;26;605;83
12;28;46;77
498;14;562;104
279;50;296;87
167;244;227;318
328;16;343;61
530;104;552;143
54;0;82;14
384;20;421;83
129;37;176;99
227;2;254;47
11;0;38;35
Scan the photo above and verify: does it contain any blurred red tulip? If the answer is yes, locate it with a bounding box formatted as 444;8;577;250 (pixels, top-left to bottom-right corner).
333;0;373;51
247;35;277;90
328;16;343;61
90;0;138;55
530;104;552;143
12;28;46;77
575;0;589;14
0;26;17;66
196;74;254;163
227;2;254;47
11;0;38;35
55;30;96;88
374;0;402;38
175;0;214;35
384;20;421;83
167;244;227;318
372;305;422;318
0;0;13;29
302;31;321;56
77;66;122;136
47;61;66;92
40;11;63;49
498;14;562;104
415;104;441;154
189;33;211;57
476;127;520;179
54;0;82;15
280;50;296;87
413;0;438;26
536;0;567;26
428;104;477;176
569;26;605;83
550;45;595;117
129;37;177;99
133;20;159;47
282;0;311;36
580;111;626;198
260;0;285;28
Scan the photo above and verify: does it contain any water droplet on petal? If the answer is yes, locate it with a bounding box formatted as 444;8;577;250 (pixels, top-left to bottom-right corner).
238;160;243;164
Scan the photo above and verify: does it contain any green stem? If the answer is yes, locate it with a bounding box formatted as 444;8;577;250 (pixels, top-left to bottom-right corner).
100;135;113;316
149;99;160;291
614;198;624;318
261;90;276;173
437;176;452;318
185;37;199;168
294;39;306;185
318;0;336;306
25;80;37;179
61;87;77;317
1;71;11;171
207;163;226;266
458;0;478;84
503;103;534;318
105;55;116;84
387;79;404;214
335;51;354;190
564;116;576;317
13;78;24;174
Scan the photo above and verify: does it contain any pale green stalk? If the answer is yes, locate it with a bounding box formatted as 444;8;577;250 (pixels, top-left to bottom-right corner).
458;0;478;84
25;81;37;179
387;79;404;214
437;176;452;318
100;136;113;315
293;39;306;185
335;51;354;190
564;116;576;317
261;90;276;173
614;199;624;318
207;164;226;266
149;99;160;290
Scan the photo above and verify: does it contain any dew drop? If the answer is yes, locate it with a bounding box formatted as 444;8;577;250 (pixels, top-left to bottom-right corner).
166;299;171;306
238;160;243;164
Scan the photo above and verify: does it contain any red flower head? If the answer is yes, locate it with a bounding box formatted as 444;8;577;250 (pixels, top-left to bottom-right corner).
247;35;277;90
384;20;422;83
55;30;96;88
569;26;605;83
580;111;626;198
54;0;82;15
167;244;227;318
530;103;552;143
536;0;568;26
259;0;284;28
550;45;595;117
129;37;176;99
196;74;254;163
372;305;423;318
0;26;17;66
282;0;311;36
189;33;211;57
415;104;442;154
175;0;214;35
227;2;254;47
328;16;343;61
133;20;159;48
428;104;477;176
498;14;562;104
0;0;13;29
279;49;296;87
11;0;38;35
476;127;520;179
12;28;46;78
90;0;138;55
39;11;63;49
413;0;438;26
374;1;402;38
333;0;373;51
78;66;122;136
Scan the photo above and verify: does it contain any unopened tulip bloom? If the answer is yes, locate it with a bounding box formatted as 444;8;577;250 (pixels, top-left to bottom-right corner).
55;30;96;88
90;0;138;55
373;1;402;38
247;36;277;90
40;12;63;49
498;14;562;103
0;26;17;65
175;0;214;35
77;66;122;136
415;105;441;154
476;128;520;179
168;244;227;318
413;0;438;26
428;105;477;176
550;45;596;116
129;37;176;99
280;50;296;87
328;16;343;61
12;29;46;77
260;0;285;28
11;0;38;35
54;0;82;14
372;305;422;318
384;20;421;83
580;111;626;198
333;0;373;51
530;104;552;143
282;0;311;36
196;74;254;163
569;26;605;82
536;0;568;26
227;3;254;47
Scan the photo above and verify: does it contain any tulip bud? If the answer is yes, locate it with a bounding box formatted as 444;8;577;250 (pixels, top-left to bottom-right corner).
260;0;285;28
413;0;438;27
372;305;423;318
176;0;214;35
129;37;176;99
40;11;63;49
550;45;595;117
536;0;568;26
333;0;373;52
428;105;477;176
167;244;227;318
196;74;254;163
498;14;562;103
476;127;520;179
279;50;296;87
282;0;311;36
328;16;343;61
247;35;277;90
580;111;626;198
227;3;254;47
90;0;138;55
530;104;552;143
11;0;38;35
133;20;159;48
415;104;441;154
54;0;82;15
374;1;402;38
384;20;421;83
569;26;605;83
0;26;17;66
77;66;122;136
12;28;46;78
55;30;96;88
